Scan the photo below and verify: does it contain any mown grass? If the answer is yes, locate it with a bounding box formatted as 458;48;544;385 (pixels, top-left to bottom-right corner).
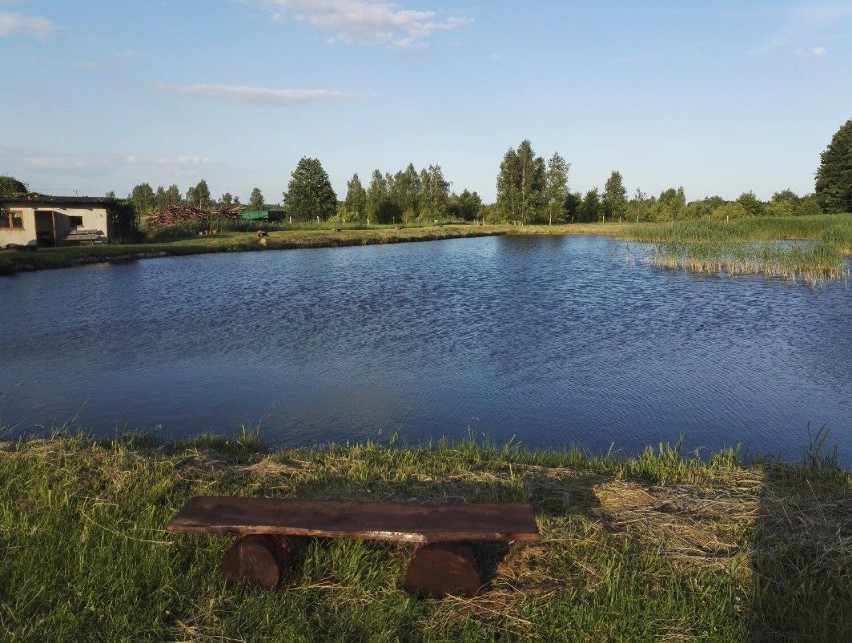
1;430;849;641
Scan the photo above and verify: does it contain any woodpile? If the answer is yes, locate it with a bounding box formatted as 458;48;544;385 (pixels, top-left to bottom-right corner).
144;204;244;229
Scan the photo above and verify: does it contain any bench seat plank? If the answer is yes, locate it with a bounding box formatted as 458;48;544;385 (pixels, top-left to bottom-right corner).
167;497;540;543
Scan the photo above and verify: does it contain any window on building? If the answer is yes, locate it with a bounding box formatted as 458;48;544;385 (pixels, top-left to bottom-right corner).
0;210;23;229
69;215;84;228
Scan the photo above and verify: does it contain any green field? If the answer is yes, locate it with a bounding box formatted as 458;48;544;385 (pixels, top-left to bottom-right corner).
1;431;849;640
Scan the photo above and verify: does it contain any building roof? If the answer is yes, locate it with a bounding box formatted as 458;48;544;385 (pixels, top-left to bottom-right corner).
0;194;116;208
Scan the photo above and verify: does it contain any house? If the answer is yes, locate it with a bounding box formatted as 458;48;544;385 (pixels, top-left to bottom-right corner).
0;195;116;248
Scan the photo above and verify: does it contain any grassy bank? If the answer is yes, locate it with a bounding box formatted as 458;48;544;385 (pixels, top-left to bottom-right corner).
0;224;499;276
1;432;849;640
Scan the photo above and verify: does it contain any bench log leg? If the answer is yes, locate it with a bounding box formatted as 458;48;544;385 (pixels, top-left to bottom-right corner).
403;542;482;598
221;534;305;590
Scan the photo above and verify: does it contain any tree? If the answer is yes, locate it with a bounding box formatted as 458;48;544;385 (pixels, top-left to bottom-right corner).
544;153;569;225
815;118;852;213
391;163;421;220
603;171;627;221
656;187;687;220
194;180;211;209
344;173;367;220
564;192;582;223
164;184;181;207
283;157;337;221
249;187;265;211
765;189;799;217
419;165;449;220
0;176;27;196
496;140;545;224
710;203;749;220
220;193;233;207
129;183;155;215
736;191;765;217
366;170;389;223
447;189;482;221
579;188;601;222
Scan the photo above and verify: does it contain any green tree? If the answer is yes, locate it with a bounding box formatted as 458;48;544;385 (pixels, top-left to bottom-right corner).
195;180;211;209
765;189;799;217
344;173;367;220
366;170;388;224
220;193;233;207
447;189;482;221
580;188;601;222
0;176;27;196
626;188;656;222
129;183;155;215
544;152;569;225
815;118;852;213
165;184;181;207
283;157;337;221
710;202;749;220
603;171;627;221
419;165;449;220
249;188;265;211
496;140;545;224
655;187;687;220
686;195;727;219
391;163;421;221
564;192;582;223
736;190;765;217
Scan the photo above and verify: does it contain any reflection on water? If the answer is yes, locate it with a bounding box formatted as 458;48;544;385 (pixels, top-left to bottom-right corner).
1;236;849;464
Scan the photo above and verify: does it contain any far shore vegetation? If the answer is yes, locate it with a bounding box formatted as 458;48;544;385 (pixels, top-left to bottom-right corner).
0;428;848;640
2;118;851;280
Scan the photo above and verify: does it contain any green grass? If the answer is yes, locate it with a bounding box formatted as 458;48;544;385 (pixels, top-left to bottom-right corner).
1;430;849;640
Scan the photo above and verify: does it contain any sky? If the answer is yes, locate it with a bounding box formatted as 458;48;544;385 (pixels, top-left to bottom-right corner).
1;1;851;204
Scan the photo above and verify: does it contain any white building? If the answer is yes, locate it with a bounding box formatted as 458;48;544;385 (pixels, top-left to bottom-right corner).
0;195;116;247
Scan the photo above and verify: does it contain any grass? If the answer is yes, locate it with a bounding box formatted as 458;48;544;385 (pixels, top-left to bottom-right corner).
1;429;849;641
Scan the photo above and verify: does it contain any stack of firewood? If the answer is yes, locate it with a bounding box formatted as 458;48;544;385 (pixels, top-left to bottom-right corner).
144;204;244;228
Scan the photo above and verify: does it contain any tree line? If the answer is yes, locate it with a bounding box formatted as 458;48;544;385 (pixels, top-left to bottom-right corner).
7;117;850;224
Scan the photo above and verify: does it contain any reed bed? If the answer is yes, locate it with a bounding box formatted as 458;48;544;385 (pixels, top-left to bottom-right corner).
630;215;852;283
0;429;849;640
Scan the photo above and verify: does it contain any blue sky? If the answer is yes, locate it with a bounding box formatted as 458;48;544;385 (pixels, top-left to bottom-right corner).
1;1;850;204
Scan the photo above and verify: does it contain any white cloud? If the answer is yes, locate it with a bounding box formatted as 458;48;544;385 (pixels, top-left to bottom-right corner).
74;50;144;70
263;0;472;48
154;155;211;166
158;83;364;106
795;45;827;57
0;11;56;37
25;156;87;170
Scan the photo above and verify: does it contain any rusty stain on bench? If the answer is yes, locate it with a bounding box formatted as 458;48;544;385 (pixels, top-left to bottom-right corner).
167;497;540;597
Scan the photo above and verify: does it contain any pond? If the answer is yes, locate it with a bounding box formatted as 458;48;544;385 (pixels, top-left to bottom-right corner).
1;235;850;464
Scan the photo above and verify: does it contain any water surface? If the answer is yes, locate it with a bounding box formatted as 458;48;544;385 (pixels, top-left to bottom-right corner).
1;236;849;463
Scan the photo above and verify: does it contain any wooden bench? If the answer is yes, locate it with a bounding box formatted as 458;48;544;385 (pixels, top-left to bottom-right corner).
167;497;540;597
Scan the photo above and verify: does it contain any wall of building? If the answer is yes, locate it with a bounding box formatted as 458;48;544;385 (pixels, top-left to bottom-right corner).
0;206;110;247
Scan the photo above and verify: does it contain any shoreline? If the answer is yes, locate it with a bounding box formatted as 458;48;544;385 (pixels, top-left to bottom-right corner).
2;215;850;277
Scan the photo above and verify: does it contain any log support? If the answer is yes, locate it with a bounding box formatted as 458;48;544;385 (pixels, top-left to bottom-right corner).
220;534;306;590
403;542;482;598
